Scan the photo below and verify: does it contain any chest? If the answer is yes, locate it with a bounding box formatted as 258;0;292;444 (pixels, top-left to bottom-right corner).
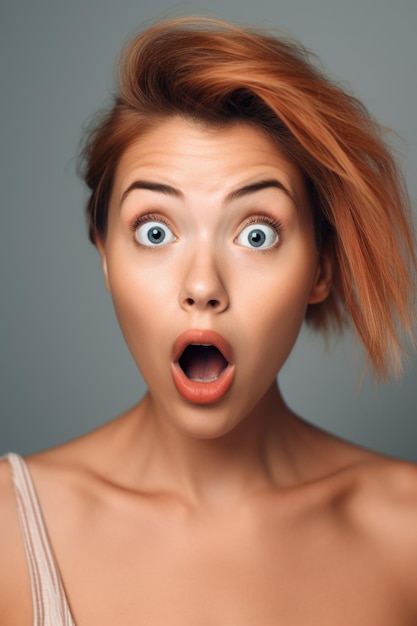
56;509;410;626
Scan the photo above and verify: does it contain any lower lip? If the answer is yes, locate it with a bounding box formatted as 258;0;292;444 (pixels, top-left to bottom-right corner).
171;362;235;404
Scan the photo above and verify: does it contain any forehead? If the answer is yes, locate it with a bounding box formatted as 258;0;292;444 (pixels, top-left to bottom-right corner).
112;117;310;207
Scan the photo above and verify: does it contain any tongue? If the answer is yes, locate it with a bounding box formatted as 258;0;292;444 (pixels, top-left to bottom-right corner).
180;345;227;382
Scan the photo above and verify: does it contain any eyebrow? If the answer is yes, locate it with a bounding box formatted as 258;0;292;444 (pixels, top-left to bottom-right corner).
225;179;294;203
120;181;183;206
119;178;294;207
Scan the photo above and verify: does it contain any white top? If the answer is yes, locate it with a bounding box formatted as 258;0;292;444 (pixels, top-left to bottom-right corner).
5;453;75;626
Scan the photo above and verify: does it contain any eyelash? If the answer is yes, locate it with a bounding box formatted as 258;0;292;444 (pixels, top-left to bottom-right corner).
238;215;283;239
240;214;282;231
128;213;284;246
129;213;171;233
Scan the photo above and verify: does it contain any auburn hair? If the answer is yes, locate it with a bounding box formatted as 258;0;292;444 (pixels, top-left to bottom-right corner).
79;17;416;380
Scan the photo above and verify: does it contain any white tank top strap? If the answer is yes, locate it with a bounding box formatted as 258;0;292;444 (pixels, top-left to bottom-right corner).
4;453;76;626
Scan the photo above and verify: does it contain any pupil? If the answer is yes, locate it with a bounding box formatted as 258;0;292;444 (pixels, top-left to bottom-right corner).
249;229;266;247
148;227;165;244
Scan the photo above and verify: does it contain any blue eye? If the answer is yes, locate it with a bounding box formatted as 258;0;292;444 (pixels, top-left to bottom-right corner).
236;223;279;249
135;221;175;247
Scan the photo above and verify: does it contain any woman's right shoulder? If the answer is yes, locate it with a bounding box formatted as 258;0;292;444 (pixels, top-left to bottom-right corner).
0;455;32;625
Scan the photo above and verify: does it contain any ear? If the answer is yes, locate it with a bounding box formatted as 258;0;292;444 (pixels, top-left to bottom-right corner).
308;247;333;304
95;237;110;292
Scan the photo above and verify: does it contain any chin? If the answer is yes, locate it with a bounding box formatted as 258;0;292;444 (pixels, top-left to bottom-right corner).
160;394;248;440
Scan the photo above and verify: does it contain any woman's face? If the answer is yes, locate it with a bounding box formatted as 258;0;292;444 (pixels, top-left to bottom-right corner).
98;117;330;438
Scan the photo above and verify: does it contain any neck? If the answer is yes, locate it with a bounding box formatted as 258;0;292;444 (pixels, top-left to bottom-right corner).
128;382;301;508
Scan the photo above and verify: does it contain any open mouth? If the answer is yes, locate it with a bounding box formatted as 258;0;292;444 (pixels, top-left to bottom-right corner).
171;329;235;404
179;344;228;383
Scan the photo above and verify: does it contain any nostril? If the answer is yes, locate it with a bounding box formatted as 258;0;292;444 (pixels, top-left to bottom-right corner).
183;297;220;308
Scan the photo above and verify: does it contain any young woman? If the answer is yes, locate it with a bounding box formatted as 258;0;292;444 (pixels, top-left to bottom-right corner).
1;17;416;626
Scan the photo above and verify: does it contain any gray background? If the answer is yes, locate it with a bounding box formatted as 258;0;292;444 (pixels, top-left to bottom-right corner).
1;0;416;459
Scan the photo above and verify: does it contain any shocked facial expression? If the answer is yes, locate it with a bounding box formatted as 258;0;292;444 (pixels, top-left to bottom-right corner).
98;117;331;438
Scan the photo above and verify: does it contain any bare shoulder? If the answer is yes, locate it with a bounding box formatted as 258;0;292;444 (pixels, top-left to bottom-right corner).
344;453;417;608
301;421;417;600
302;421;417;521
348;454;417;528
314;428;417;543
0;456;32;625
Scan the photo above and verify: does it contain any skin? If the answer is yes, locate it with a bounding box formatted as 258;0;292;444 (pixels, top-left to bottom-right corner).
1;118;417;625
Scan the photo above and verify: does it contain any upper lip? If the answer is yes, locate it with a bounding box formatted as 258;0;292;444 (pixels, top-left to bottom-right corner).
172;329;234;364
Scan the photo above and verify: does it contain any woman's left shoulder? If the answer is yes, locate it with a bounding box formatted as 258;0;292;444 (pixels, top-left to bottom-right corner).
347;454;417;599
352;454;417;517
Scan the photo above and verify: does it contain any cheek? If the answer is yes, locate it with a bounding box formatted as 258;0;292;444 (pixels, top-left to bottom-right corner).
107;274;172;388
234;256;317;370
107;238;173;307
243;285;307;358
105;248;167;352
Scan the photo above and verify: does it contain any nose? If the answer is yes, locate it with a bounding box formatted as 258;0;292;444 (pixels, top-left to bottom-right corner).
179;249;229;313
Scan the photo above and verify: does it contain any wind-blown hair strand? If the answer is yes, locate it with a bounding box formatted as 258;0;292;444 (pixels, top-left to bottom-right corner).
79;17;416;380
